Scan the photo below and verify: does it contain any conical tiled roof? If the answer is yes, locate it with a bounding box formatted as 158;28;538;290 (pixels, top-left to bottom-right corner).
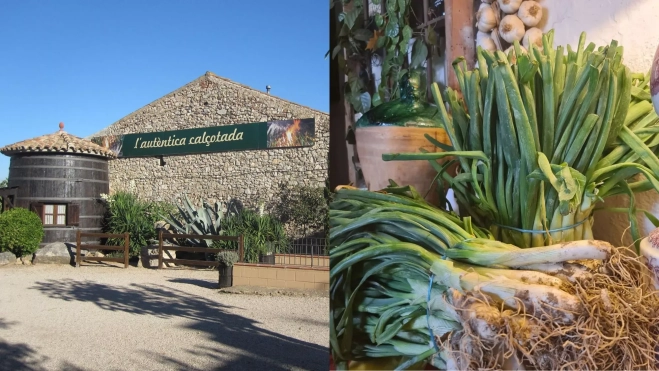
0;122;116;159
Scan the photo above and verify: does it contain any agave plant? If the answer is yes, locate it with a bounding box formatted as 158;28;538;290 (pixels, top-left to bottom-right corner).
161;195;241;247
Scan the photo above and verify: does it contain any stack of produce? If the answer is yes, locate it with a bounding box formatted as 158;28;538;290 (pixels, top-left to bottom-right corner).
385;31;659;249
330;185;659;370
476;0;544;54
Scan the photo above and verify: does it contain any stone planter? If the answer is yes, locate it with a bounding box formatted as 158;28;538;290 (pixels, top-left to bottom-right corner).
258;252;275;265
355;126;450;206
218;265;233;288
140;245;177;269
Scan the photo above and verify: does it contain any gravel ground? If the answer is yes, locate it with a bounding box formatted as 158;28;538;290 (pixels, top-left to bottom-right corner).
0;264;329;371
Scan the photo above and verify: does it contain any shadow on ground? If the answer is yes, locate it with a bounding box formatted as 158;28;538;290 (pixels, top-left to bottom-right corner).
167;277;219;290
30;280;328;371
0;319;49;371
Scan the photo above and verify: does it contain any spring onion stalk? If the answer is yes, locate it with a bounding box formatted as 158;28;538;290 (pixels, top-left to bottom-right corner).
330;186;619;369
381;30;659;251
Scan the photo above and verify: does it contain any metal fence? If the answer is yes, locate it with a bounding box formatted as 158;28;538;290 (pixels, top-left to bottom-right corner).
274;237;329;268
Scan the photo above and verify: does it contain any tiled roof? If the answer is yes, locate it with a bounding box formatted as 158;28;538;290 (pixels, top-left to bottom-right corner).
0;123;116;159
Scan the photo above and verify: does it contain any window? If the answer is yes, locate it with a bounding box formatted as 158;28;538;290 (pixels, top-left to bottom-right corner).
30;203;80;227
44;204;66;226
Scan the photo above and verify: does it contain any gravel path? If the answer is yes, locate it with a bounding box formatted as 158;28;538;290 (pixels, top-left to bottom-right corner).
0;264;329;371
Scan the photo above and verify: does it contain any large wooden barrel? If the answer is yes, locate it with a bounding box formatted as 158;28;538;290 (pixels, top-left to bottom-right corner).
8;154;109;246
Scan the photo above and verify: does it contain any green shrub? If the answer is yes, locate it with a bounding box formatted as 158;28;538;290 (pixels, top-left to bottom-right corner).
103;191;170;257
151;200;178;221
219;209;288;263
0;207;44;256
216;250;239;267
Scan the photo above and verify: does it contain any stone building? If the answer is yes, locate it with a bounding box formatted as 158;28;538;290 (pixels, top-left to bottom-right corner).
91;71;329;212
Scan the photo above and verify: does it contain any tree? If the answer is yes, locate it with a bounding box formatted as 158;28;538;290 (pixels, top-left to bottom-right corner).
272;182;328;237
0;177;6;213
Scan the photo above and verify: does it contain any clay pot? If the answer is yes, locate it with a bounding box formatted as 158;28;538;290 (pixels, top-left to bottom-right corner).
355;126;450;206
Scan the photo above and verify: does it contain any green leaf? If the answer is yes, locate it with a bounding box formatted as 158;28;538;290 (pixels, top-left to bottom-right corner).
353;28;373;42
426;27;438;46
372;92;382;107
388;36;399;51
386;0;398;13
398;0;407;13
331;44;343;59
376;35;387;49
375;14;384;28
352;92;372;113
644;210;659;228
398;40;407;54
385;20;399;37
410;39;428;68
340;8;361;29
401;25;412;40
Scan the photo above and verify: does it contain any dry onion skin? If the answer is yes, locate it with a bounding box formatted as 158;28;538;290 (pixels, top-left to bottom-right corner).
438;247;659;370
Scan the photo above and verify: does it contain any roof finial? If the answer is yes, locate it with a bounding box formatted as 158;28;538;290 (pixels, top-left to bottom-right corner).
59;122;64;131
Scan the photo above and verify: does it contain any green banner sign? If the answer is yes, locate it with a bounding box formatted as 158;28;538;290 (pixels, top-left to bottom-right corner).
91;118;315;158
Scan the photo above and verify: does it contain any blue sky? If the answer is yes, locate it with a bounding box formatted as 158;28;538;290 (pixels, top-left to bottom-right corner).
0;0;328;180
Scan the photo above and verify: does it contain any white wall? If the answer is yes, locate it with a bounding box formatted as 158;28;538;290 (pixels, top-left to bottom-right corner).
539;0;659;245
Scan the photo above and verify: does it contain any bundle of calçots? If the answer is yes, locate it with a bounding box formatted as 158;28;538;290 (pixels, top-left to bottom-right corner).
382;30;659;250
330;185;659;370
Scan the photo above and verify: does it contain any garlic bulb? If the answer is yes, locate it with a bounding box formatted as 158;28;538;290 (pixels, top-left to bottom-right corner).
476;31;491;44
498;0;522;14
477;4;498;32
499;14;525;43
477;35;497;52
518;1;543;27
523;27;544;51
504;45;527;64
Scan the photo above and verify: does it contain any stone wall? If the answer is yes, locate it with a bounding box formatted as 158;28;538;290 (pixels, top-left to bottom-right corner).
93;72;329;228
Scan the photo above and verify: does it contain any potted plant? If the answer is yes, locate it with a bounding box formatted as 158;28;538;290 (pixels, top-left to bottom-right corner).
258;241;276;265
331;0;451;206
217;250;239;288
352;71;451;206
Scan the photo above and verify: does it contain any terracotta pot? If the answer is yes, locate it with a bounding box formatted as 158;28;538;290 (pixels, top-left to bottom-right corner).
355;126;450;206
